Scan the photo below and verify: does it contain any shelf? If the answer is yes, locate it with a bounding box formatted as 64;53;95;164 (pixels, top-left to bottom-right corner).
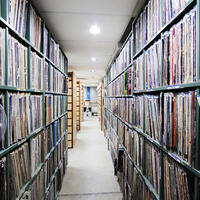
133;82;200;94
15;133;67;200
104;107;132;130
45;91;68;96
107;124;160;200
45;159;65;195
102;1;200;199
46;112;68;127
106;31;133;73
0;1;69;200
0;16;68;78
131;125;200;178
45;57;67;77
0;126;44;159
104;82;200;98
45;132;67;161
124;153;160;200
104;82;200;97
132;0;196;60
104;62;133;89
0;86;44;93
0;17;31;45
30;45;44;58
104;97;200;199
116;135;160;199
123;175;132;194
44;158;66;198
16;163;44;200
104;95;133;98
107;137;118;160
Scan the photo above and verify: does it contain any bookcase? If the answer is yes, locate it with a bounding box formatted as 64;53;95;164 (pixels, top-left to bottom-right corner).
67;72;77;148
0;0;68;200
76;81;80;131
80;85;84;122
97;81;103;131
103;0;200;199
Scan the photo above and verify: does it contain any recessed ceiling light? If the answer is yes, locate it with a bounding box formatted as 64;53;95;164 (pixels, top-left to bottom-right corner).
89;25;100;35
91;57;96;62
90;70;95;73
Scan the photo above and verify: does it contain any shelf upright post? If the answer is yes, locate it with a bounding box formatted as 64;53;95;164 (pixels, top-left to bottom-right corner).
4;9;10;197
132;21;135;58
160;33;164;88
5;91;10;200
45;28;51;199
131;19;134;161
194;0;200;199
131;64;134;97
48;62;50;92
159;92;164;200
27;0;31;90
131;32;134;96
194;93;200;200
41;21;44;55
26;1;31;42
48;29;50;60
28;46;31;89
5;27;8;86
42;21;46;199
143;50;146;91
0;0;1;17
27;3;32;198
142;50;146;178
42;22;46;128
53;94;55;123
52;150;55;200
1;0;7;21
159;6;165;194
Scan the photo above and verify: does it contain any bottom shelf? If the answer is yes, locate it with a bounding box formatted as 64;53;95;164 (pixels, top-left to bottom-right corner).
4;131;69;200
104;124;196;200
45;159;67;200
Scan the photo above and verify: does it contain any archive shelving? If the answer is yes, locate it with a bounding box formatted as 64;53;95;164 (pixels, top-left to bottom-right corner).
67;72;76;148
80;85;84;122
103;0;200;199
97;81;103;131
0;0;68;200
76;81;80;131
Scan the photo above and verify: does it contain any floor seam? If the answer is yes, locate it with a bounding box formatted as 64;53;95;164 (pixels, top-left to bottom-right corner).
59;191;121;196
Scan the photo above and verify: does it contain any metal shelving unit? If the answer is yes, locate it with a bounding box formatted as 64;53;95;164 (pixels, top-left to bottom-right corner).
103;0;200;199
0;0;68;199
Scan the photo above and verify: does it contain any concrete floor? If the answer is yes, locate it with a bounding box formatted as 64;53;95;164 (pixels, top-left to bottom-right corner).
58;117;122;200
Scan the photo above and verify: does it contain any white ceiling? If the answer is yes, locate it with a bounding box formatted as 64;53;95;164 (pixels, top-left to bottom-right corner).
32;0;139;85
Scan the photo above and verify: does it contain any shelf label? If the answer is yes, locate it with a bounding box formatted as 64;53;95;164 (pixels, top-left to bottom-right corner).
167;85;180;89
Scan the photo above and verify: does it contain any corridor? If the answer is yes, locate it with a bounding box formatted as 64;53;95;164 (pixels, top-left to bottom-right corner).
58;117;122;200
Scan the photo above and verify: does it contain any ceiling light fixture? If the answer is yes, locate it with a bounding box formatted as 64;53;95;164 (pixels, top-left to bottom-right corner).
89;25;100;35
90;70;95;73
91;57;96;62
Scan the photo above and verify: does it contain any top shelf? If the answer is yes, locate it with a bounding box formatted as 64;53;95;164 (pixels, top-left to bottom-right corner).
132;0;196;60
0;0;68;76
104;0;196;88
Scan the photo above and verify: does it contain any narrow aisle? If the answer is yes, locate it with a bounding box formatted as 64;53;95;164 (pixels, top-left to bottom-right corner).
58;117;122;200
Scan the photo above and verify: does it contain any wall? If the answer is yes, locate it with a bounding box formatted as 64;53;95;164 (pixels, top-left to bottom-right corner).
83;86;97;103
